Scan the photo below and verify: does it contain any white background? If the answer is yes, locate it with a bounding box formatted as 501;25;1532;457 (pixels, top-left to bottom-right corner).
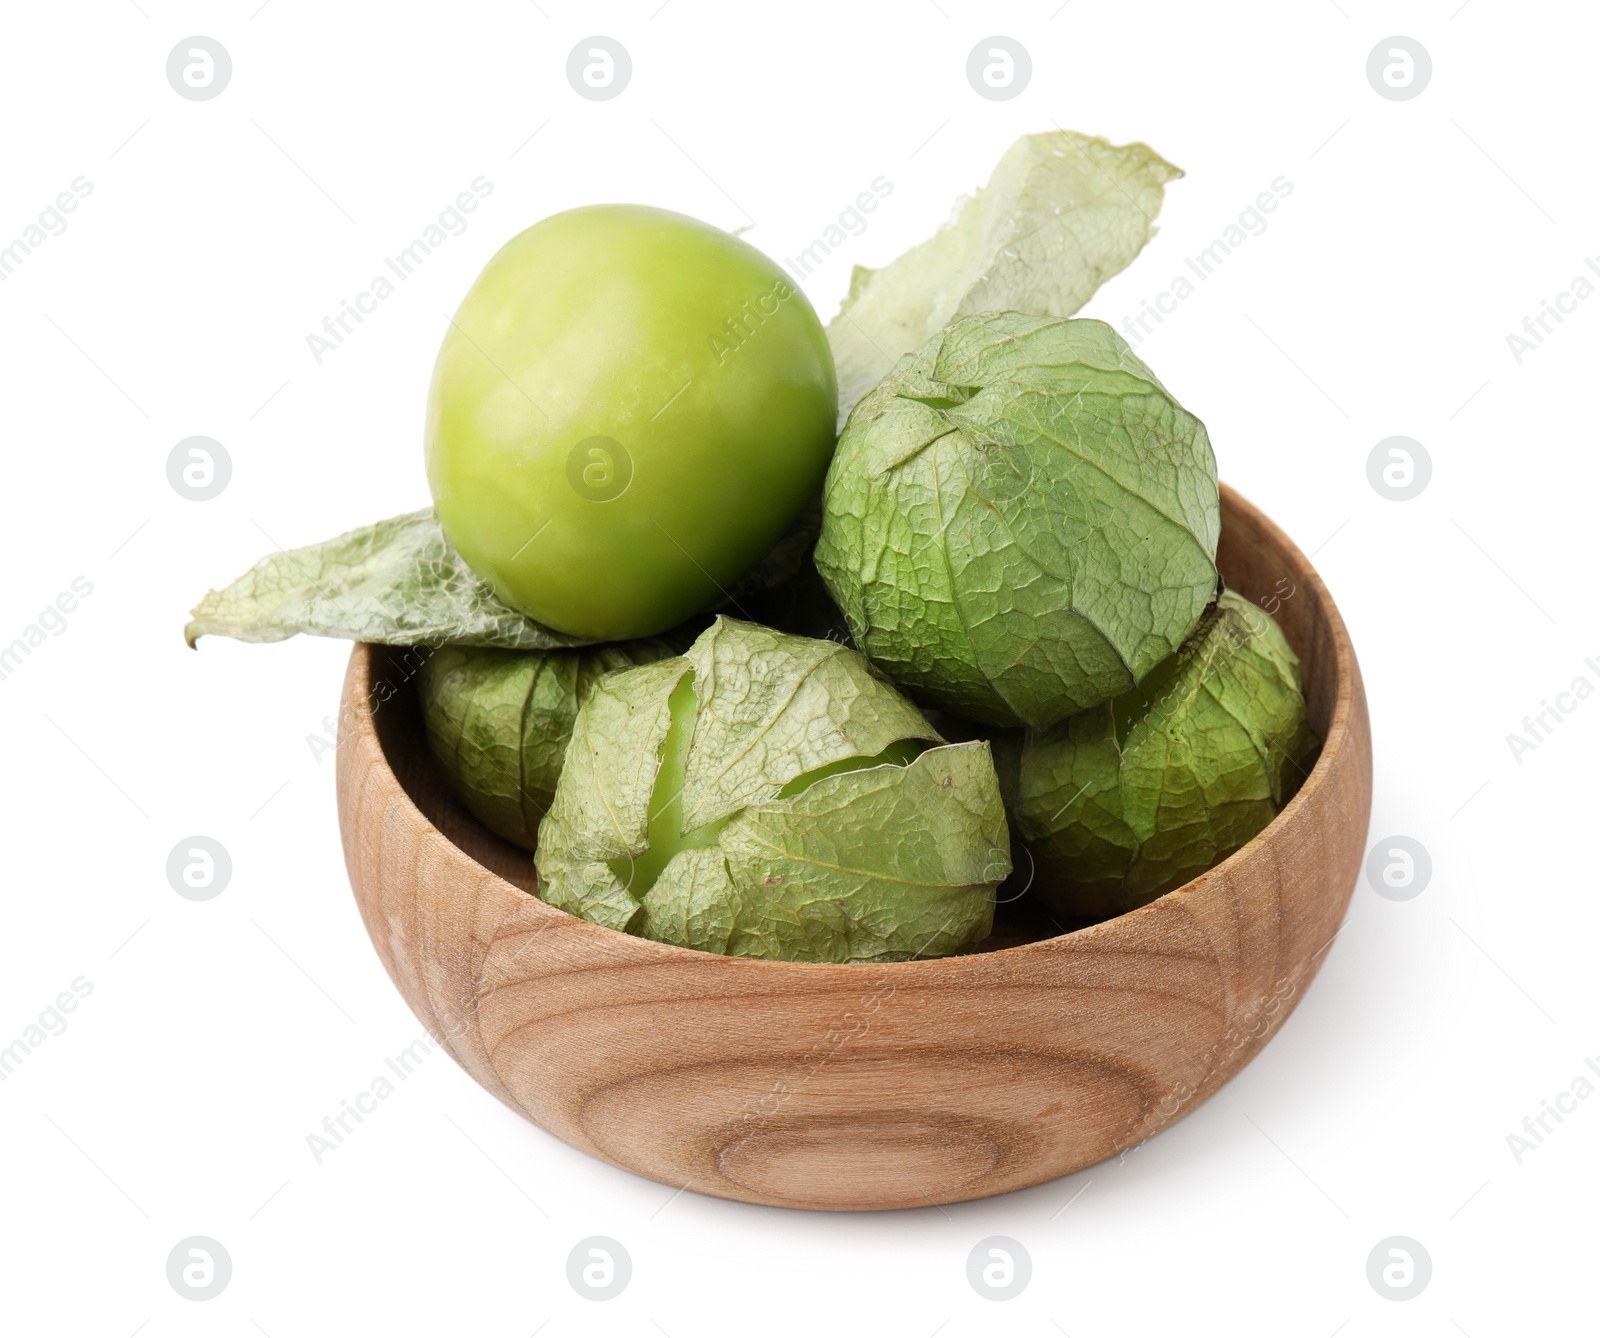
1;2;1595;1334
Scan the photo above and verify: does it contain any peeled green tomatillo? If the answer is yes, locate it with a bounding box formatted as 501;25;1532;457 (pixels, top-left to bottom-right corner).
426;204;838;641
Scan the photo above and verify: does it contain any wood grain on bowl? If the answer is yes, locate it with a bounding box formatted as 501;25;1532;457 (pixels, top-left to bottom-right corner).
336;484;1371;1212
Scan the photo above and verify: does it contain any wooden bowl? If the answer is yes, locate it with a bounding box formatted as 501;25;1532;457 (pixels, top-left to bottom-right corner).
336;484;1370;1211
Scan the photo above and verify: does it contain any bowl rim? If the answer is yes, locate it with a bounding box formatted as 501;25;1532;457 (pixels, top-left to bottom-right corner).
356;480;1358;974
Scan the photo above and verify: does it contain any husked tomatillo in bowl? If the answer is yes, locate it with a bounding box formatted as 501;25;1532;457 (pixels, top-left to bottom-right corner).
532;617;1012;963
815;311;1222;731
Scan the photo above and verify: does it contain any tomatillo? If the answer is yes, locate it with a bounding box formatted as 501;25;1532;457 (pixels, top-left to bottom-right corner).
425;204;838;640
